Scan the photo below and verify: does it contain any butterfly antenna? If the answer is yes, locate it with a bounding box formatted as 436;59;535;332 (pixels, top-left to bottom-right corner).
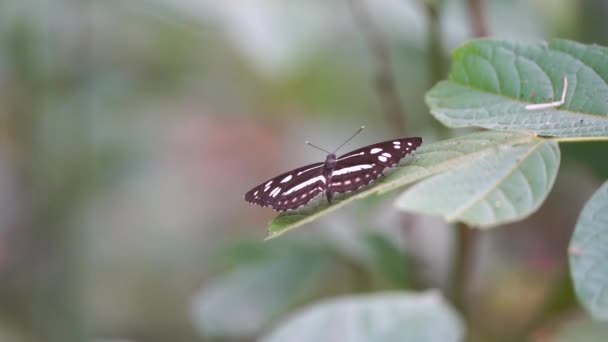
333;125;365;154
305;141;332;154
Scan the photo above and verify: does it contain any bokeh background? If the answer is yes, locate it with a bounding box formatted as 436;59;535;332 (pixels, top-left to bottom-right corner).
1;0;607;341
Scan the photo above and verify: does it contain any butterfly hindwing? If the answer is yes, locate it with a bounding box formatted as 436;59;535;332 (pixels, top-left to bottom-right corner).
244;162;326;211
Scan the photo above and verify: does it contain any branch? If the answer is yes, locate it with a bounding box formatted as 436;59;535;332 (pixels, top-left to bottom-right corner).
347;0;407;135
467;0;489;37
420;1;452;140
422;3;445;85
450;222;479;340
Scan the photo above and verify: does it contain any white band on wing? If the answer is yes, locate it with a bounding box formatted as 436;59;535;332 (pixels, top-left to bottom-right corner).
332;164;373;176
283;175;327;195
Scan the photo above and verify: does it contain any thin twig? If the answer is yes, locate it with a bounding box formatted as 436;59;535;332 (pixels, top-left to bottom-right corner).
420;1;452;139
347;0;407;135
422;3;445;84
450;222;479;340
467;0;489;37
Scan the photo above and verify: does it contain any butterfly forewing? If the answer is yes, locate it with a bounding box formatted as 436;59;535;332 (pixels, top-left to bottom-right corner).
329;137;422;194
337;137;422;165
245;162;326;211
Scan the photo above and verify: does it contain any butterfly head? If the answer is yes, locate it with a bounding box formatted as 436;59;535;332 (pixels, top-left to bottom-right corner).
324;153;337;169
306;126;366;169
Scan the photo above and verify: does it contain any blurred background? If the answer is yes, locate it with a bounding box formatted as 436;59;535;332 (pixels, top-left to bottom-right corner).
0;0;607;341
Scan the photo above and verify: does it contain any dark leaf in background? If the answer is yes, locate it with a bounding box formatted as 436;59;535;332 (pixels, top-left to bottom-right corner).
363;232;409;288
190;240;336;339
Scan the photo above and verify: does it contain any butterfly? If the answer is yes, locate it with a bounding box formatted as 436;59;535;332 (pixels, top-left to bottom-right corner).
245;126;422;212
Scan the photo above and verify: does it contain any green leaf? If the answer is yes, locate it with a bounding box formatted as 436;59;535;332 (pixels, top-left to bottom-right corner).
426;39;608;137
190;241;334;339
395;137;559;228
569;180;608;320
260;291;464;342
267;131;541;239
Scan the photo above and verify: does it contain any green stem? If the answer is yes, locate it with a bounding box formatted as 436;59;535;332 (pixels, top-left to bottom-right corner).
449;223;477;316
348;0;408;135
450;222;478;340
467;0;489;37
424;3;445;85
421;1;452;140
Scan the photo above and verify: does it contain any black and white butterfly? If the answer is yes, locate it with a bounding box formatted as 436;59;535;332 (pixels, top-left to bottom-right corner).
245;127;422;212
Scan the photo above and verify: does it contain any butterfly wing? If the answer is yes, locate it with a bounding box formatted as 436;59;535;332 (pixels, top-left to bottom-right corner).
245;162;327;211
329;137;422;194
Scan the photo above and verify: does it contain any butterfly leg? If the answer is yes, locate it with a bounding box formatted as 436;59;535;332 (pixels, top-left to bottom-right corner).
326;190;333;203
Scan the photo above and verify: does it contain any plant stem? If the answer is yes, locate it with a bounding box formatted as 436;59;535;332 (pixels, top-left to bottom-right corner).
467;0;489;37
423;2;445;86
450;222;478;338
421;1;452;140
347;0;408;135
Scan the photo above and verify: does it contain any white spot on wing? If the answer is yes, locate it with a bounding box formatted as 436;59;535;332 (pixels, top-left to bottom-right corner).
297;164;323;176
283;175;326;195
344;180;351;185
338;152;364;161
370;148;382;154
281;175;293;183
269;187;281;197
381;152;391;158
378;156;388;162
332;164;373;176
264;180;273;192
407;142;413;146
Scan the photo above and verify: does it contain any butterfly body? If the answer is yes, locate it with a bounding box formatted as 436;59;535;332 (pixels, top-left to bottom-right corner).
245;137;422;212
321;153;337;203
